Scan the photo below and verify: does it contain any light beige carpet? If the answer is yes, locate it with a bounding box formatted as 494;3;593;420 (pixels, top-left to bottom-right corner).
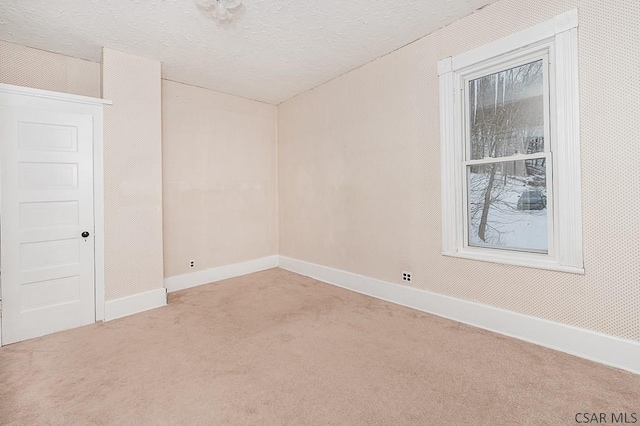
0;268;638;425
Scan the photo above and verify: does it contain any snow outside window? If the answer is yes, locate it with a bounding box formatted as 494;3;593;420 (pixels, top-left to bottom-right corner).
438;10;584;273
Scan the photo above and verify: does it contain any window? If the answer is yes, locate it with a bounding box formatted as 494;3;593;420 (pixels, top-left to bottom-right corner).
438;10;583;273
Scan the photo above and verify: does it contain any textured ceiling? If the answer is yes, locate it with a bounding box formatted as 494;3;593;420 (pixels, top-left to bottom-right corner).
0;0;494;104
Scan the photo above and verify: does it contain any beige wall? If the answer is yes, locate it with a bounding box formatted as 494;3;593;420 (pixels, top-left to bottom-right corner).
0;40;100;97
0;42;165;302
0;41;276;299
102;49;165;300
162;80;278;278
3;0;638;342
278;0;640;342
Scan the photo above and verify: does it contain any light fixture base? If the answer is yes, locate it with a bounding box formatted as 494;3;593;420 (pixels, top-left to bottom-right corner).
194;0;243;22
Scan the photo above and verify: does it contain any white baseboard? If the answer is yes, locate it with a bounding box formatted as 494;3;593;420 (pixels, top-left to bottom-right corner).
104;288;167;321
164;255;279;293
278;256;640;374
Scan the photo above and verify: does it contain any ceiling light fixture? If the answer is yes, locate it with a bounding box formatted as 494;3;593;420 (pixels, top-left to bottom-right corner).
194;0;243;22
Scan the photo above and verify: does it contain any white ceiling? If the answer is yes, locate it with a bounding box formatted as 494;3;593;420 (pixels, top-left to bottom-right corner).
0;0;494;104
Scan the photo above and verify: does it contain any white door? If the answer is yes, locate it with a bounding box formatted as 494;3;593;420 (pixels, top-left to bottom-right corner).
1;106;95;344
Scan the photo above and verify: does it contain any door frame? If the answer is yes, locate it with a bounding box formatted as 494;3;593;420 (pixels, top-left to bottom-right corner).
0;83;111;345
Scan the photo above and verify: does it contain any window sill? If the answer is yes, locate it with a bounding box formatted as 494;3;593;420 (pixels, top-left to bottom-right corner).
442;250;585;275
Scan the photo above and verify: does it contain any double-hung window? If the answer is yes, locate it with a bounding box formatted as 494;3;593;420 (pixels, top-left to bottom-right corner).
438;10;583;273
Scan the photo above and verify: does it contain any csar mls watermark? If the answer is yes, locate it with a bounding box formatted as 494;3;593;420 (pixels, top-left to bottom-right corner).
574;412;637;424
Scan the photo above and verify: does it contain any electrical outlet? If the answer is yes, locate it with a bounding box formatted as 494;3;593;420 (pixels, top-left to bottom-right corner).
402;271;412;282
189;260;195;269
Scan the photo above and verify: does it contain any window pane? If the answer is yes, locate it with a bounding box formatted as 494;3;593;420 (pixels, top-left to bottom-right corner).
467;159;548;253
469;60;545;160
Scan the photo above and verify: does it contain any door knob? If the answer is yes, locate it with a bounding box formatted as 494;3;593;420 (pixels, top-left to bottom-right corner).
81;231;90;238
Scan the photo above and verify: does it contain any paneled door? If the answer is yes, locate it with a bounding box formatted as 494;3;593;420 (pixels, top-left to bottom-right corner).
0;106;96;344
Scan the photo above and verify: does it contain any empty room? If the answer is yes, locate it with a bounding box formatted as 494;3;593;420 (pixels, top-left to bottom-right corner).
0;0;639;424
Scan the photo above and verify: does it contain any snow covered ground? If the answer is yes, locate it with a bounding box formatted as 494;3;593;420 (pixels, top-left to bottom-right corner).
468;171;548;252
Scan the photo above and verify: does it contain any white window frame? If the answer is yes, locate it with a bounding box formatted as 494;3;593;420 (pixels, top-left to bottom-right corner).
438;9;584;274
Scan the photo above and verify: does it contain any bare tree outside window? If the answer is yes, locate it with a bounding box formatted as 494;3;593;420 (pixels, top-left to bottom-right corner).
466;60;549;253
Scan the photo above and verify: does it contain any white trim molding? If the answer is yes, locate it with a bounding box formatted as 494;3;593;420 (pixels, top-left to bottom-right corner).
448;9;578;72
0;83;112;106
279;256;640;375
438;57;458;256
553;26;583;268
104;288;167;321
93;95;108;322
437;9;584;273
164;255;279;293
